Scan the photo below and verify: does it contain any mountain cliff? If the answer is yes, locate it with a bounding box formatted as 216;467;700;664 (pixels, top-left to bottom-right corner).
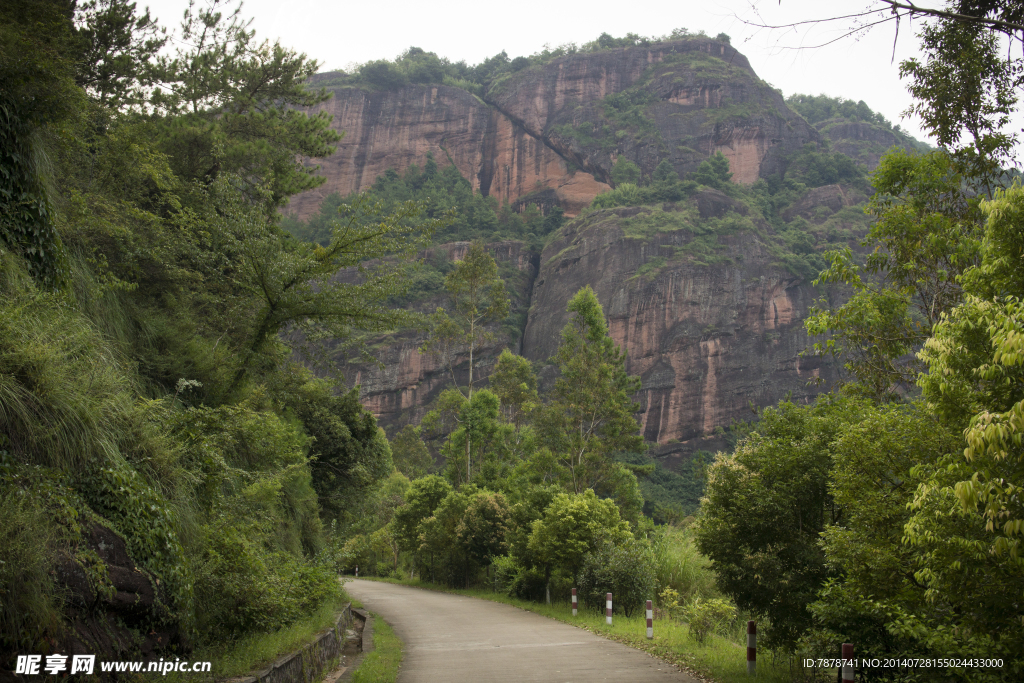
292;37;916;465
290;38;817;220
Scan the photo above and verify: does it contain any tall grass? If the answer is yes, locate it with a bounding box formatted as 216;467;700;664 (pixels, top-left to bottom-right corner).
0;494;63;663
0;280;138;474
651;526;718;603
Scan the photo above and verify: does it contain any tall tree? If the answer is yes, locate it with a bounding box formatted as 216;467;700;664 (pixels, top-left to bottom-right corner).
148;0;340;209
807;149;984;399
537;286;643;493
422;242;509;480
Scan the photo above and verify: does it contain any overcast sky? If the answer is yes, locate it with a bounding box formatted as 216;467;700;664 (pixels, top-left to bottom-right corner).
142;0;936;142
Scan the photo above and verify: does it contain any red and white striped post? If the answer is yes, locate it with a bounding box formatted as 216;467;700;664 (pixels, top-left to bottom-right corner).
646;600;653;639
605;593;613;625
842;643;854;683
355;565;358;578
571;588;578;617
746;621;756;677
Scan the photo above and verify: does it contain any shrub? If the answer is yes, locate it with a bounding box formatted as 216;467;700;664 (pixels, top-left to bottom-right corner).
577;537;658;617
684;597;736;645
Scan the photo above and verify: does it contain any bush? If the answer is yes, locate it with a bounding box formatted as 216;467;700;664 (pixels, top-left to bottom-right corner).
684;597;736;645
577;537;658;617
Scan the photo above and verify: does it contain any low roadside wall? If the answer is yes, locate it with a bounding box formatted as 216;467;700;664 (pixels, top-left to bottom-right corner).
222;603;353;683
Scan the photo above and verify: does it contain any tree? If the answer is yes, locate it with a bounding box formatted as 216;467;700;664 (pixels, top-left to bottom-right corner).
691;152;732;190
610;156;641;186
148;0;341;209
905;184;1024;672
392;475;452;553
211;192;444;389
808;403;961;664
807;149;984;399
390;425;433;480
694;398;868;650
538;286;643;494
422;242;510;398
289;381;393;522
422;242;509;480
73;0;166;108
456;491;511;571
527;489;632;603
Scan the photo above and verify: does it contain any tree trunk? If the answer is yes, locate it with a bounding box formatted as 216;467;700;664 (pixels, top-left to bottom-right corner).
466;339;473;481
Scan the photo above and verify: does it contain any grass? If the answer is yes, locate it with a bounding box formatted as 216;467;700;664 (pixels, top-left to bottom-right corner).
351;613;403;683
361;576;798;683
187;592;351;679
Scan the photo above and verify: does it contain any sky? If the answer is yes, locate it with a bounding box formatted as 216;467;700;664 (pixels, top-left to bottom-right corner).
142;0;936;142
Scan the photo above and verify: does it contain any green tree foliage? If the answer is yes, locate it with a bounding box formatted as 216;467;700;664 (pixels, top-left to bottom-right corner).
0;0;80;289
422;242;510;400
282;155;561;251
807;402;962;666
527;489;632;587
900;9;1021;189
903;185;1024;672
695;398;867;650
610;156;642;186
148;0;340;209
289;383;393;523
577;536;658;617
392;475;452;553
808;149;984;398
0;0;441;660
73;0;166;108
537;287;644;493
456;490;511;569
690;152;733;190
389;425;434;480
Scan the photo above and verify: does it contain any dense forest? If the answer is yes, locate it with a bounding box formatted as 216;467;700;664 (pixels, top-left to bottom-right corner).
2;0;1023;681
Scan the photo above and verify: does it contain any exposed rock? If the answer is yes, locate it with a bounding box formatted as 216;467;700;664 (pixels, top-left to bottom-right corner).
289;82;609;220
519;208;835;449
54;523;181;663
782;184;851;223
815;118;909;171
290;39;819;221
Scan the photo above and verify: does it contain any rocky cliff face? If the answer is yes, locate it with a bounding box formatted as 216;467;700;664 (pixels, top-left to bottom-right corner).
290;39;818;220
523;197;833;449
300;40;890;464
349;197;837;459
289;82;609;219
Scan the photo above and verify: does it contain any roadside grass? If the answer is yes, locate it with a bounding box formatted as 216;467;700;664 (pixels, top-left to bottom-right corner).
359;577;799;683
351;613;403;683
183;588;354;680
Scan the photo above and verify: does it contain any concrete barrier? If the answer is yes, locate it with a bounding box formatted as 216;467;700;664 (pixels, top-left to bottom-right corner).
220;603;353;683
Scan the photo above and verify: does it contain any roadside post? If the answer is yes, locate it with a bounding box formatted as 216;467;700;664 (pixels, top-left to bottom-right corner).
747;621;756;676
572;588;577;616
842;643;854;683
646;600;653;639
606;593;613;625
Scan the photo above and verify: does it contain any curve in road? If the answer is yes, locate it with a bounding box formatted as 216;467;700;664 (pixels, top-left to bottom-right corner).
344;579;699;683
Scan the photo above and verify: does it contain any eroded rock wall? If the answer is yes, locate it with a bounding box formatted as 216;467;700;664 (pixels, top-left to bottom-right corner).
289;39;818;221
288;83;609;220
520;202;833;449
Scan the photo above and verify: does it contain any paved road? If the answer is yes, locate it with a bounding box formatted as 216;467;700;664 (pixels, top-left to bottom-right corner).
344;579;698;683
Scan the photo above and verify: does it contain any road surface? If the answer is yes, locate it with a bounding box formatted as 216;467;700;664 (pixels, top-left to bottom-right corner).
344;579;699;683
